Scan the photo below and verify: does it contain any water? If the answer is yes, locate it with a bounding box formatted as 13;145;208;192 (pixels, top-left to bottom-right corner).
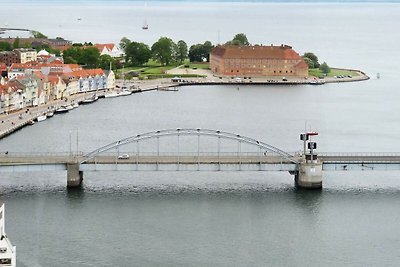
1;2;400;266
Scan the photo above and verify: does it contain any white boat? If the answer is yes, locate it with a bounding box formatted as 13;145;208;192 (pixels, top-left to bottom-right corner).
142;19;149;30
47;111;54;117
120;89;132;96
65;104;74;110
55;106;69;113
81;95;98;104
104;91;120;98
37;114;47;122
72;102;79;108
0;203;16;266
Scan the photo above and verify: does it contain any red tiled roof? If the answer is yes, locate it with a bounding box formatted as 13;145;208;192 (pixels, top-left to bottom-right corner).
71;70;89;78
211;45;304;60
86;69;104;76
47;75;61;85
94;43;115;51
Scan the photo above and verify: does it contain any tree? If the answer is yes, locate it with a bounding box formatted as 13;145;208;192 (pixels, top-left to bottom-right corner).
119;37;131;51
0;42;12;51
151;37;176;65
176;40;188;64
80;47;100;68
303;57;314;68
227;33;250;46
303;52;319;68
62;46;100;68
125;41;151;66
188;41;214;62
31;30;47;39
63;46;83;63
97;55;116;70
13;38;20;49
319;62;331;74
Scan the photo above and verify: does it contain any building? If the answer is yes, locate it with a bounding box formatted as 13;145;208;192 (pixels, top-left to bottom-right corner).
14;48;37;64
94;44;124;58
210;44;308;77
0;51;19;67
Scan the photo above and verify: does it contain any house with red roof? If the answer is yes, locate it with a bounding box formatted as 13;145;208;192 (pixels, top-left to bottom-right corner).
48;75;66;100
210;44;308;77
94;43;124;58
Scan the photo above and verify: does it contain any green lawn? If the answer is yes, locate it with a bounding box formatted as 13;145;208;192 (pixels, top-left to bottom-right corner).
309;68;360;78
182;62;210;69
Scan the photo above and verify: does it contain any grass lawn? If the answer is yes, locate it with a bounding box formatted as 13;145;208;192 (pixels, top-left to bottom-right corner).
309;68;360;78
182;62;210;69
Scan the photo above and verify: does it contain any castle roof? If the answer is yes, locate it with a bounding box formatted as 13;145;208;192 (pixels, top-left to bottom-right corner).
211;45;303;60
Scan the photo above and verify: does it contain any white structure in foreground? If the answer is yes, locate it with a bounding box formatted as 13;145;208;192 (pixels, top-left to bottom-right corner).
0;203;16;266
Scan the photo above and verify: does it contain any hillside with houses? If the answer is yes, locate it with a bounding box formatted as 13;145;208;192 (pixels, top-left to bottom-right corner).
0;42;123;114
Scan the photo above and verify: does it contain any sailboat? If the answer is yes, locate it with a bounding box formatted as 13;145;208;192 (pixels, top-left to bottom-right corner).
142;19;149;30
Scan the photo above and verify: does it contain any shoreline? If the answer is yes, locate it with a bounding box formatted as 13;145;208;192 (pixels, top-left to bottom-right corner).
0;71;369;140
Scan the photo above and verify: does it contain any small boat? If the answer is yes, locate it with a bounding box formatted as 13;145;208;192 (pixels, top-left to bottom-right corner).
55;106;69;113
142;19;149;30
104;91;120;98
309;79;325;85
27;120;35;125
37;114;47;122
72;102;79;108
65;104;74;110
120;89;132;96
81;95;98;104
47;111;54;117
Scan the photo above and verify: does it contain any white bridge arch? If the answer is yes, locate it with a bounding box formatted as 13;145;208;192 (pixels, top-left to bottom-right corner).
82;128;298;164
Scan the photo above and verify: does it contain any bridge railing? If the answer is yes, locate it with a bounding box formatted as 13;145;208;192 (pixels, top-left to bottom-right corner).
318;152;400;157
88;151;299;157
0;152;82;157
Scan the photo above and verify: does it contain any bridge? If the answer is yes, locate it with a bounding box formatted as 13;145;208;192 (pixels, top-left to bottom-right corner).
1;128;400;189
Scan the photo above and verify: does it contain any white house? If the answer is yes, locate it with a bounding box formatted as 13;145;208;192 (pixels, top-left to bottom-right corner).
94;44;124;58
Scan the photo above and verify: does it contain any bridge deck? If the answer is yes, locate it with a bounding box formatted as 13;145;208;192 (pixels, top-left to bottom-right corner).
1;154;400;172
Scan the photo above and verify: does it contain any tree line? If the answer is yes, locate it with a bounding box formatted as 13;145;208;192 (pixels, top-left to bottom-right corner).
1;32;330;73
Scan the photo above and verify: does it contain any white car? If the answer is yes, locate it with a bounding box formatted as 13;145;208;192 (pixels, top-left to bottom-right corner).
118;154;130;159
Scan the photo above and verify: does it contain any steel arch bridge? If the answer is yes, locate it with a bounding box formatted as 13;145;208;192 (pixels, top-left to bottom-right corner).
81;128;298;164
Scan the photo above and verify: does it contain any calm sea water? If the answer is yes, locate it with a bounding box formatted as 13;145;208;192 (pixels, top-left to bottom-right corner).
1;2;400;266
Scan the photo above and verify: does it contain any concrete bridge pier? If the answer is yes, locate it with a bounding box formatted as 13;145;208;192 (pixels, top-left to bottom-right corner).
295;159;323;189
67;163;83;187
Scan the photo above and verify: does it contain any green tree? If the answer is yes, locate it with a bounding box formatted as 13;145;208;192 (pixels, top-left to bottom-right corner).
188;41;214;62
80;47;100;68
97;55;116;70
319;62;331;74
0;42;12;51
31;30;47;39
303;57;314;68
125;41;151;66
227;33;250;46
151;37;176;65
303;52;319;68
63;46;83;63
176;40;188;64
202;41;213;61
13;38;20;49
119;37;131;51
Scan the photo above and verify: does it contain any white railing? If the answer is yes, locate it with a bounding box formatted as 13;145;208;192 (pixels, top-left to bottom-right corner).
318;152;400;157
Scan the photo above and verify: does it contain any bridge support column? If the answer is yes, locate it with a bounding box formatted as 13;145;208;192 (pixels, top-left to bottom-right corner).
67;163;83;187
296;160;322;189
